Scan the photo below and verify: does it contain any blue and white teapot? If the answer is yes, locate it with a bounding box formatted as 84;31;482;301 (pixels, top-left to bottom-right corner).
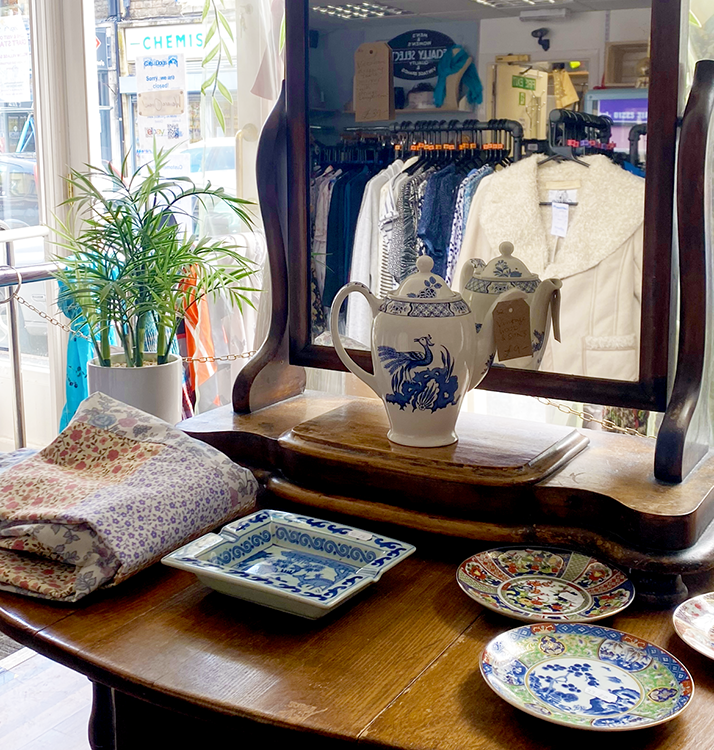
331;255;526;448
459;242;562;370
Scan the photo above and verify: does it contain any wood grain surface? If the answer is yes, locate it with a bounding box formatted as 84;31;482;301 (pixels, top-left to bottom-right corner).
1;538;713;749
281;400;590;485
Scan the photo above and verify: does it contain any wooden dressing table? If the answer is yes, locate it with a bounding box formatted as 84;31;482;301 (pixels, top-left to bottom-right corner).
1;394;714;749
0;524;712;749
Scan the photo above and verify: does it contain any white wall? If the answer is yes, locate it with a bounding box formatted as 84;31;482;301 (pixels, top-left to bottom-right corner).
310;19;481;123
477;8;651;117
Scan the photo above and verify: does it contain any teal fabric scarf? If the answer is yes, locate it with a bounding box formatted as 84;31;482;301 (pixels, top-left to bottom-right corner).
434;45;483;108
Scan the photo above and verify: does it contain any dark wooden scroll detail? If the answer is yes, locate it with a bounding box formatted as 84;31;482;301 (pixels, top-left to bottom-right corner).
655;60;714;483
232;82;306;413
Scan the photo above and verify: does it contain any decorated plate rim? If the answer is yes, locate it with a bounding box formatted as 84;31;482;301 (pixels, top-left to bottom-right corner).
457;545;635;623
673;592;714;660
479;623;694;732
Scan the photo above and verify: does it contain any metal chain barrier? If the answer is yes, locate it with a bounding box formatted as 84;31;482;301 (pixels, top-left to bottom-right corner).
11;290;256;364
7;289;655;432
535;396;655;439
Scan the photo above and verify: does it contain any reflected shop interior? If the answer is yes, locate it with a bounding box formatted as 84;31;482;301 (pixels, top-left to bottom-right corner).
306;0;653;382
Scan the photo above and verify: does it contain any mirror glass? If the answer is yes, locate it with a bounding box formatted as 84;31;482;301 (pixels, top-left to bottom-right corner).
306;0;651;382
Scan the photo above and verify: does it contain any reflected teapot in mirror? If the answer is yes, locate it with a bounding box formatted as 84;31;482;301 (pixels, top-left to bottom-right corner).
460;241;562;371
331;254;560;448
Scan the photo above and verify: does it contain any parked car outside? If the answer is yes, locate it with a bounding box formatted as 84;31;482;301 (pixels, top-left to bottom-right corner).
0;153;48;356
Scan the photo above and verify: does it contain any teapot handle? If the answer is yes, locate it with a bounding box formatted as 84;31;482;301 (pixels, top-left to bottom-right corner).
330;283;382;396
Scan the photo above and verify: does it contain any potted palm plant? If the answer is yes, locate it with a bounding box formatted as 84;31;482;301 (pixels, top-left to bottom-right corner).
53;145;256;424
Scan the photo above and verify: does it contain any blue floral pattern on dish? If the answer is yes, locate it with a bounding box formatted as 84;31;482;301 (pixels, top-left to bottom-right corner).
480;622;694;731
162;510;415;618
235;548;358;592
527;659;641;716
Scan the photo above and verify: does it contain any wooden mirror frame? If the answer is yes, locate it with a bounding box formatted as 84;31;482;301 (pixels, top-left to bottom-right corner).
284;0;681;412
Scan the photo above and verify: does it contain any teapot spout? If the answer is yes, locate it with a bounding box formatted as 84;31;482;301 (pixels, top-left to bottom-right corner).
469;288;529;390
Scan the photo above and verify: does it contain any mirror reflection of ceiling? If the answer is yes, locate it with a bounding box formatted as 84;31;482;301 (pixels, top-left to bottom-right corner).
309;0;652;29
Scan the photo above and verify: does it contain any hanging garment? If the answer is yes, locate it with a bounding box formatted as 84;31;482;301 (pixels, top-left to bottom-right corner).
455;154;644;380
346;160;403;344
417;163;465;278
433;45;483;107
188;231;267;414
322;166;372;308
390;166;437;283
312;168;342;295
445;164;494;284
57;281;94;431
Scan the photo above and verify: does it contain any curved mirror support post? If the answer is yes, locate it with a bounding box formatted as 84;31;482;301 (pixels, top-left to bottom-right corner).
655;60;714;482
232;83;306;413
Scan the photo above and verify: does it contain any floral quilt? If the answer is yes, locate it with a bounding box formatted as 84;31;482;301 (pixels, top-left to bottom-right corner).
0;392;258;601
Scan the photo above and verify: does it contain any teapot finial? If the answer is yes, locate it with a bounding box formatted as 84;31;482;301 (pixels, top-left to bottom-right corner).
499;241;514;258
416;255;434;273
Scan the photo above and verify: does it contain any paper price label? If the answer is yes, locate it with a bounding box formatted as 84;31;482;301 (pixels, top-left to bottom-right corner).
493;298;533;361
354;42;394;123
551;201;569;238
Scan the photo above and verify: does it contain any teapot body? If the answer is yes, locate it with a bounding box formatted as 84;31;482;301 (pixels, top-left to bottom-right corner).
372;297;477;447
460;243;561;370
330;256;500;448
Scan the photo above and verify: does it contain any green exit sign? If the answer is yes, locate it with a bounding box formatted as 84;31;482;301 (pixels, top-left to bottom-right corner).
512;75;536;91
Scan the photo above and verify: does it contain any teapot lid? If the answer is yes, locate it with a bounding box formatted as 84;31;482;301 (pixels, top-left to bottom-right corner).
480;242;538;281
392;255;459;301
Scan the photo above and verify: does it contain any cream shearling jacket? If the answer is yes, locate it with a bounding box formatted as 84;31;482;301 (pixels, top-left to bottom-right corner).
454;154;644;380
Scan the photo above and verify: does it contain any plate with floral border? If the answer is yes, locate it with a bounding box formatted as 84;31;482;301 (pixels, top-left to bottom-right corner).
673;592;714;660
480;622;694;731
457;546;635;622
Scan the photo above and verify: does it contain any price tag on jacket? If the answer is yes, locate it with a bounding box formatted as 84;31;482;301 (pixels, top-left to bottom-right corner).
551;201;569;237
493;298;533;361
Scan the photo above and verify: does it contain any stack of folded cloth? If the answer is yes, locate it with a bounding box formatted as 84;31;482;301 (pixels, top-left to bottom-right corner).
0;392;258;601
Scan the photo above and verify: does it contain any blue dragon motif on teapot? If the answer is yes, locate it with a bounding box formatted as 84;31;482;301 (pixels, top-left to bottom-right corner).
377;334;459;412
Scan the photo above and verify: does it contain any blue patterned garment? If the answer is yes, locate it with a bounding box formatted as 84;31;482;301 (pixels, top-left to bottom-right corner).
445;165;494;284
417;164;464;278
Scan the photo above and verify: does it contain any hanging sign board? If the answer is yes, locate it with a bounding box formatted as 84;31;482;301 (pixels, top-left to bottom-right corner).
512;75;537;91
0;16;31;103
354;42;394;122
388;29;455;81
136;53;190;173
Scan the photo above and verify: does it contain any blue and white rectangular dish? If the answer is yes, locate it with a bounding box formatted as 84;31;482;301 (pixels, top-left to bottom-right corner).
162;509;416;619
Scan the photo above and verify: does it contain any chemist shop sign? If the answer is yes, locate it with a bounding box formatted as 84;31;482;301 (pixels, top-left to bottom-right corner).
388;30;455;80
125;24;207;63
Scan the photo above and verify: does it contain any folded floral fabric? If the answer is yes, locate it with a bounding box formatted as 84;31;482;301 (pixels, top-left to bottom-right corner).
0;392;258;602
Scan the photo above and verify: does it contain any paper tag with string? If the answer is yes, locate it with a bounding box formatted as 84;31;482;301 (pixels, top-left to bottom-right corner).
493;298;533;361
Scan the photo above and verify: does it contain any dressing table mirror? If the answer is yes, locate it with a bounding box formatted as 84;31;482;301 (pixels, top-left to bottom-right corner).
203;0;714;602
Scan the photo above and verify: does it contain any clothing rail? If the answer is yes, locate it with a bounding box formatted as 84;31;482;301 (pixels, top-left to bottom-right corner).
629;123;647;168
342;118;524;161
0;223;53;450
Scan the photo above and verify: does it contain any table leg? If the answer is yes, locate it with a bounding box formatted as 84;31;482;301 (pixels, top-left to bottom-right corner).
88;681;116;750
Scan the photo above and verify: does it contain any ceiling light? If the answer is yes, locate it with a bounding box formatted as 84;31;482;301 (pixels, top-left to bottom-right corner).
312;2;412;19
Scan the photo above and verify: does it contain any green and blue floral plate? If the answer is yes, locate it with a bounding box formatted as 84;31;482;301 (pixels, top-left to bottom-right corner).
457;546;635;623
480;623;694;731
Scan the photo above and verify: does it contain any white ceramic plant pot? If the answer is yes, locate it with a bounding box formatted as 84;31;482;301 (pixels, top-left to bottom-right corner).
87;353;183;425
